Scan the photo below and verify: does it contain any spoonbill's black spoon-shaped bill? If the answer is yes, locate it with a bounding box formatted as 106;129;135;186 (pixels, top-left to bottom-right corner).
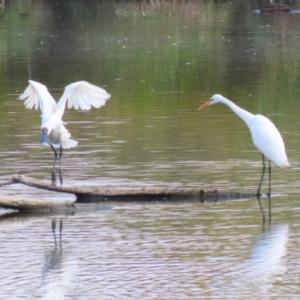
19;80;111;186
199;94;289;223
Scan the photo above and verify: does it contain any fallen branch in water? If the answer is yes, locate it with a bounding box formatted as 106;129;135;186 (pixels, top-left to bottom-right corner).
11;174;255;203
0;180;16;187
0;195;75;213
0;174;256;213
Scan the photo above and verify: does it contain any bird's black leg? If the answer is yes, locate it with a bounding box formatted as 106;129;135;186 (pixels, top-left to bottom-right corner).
50;144;58;186
256;195;266;224
52;219;57;248
59;218;63;249
59;145;63;185
268;159;272;224
256;154;266;224
52;218;63;249
256;154;266;198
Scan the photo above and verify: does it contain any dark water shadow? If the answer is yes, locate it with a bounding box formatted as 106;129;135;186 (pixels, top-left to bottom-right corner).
254;9;300;14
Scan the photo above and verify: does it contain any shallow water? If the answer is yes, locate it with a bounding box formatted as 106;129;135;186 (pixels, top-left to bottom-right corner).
0;0;300;298
0;204;298;299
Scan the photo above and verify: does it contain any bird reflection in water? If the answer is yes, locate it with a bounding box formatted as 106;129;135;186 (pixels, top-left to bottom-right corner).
248;224;289;277
212;224;289;297
52;218;63;249
40;218;80;297
40;219;64;289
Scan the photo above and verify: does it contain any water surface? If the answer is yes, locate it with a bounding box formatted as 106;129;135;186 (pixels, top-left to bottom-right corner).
0;1;300;298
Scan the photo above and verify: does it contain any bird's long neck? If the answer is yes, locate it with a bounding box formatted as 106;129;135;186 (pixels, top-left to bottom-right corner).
221;98;254;126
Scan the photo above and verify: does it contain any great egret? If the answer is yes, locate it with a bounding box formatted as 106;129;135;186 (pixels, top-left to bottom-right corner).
199;94;289;222
19;80;111;186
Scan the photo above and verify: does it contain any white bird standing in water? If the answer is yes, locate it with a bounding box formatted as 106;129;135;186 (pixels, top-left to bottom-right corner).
198;94;289;223
19;80;111;186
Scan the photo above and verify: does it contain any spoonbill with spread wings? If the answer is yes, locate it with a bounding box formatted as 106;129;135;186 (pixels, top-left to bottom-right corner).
19;80;111;186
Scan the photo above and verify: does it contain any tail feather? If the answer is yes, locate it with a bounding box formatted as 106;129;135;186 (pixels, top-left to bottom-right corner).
62;139;78;149
42;139;78;149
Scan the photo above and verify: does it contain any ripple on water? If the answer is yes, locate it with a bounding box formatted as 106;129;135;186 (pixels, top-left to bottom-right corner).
0;203;298;299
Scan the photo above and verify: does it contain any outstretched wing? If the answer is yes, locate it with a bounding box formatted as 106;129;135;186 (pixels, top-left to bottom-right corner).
19;80;57;121
56;81;111;114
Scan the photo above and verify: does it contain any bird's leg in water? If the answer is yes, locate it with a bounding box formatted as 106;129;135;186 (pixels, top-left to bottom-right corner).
256;154;266;198
256;154;266;223
256;194;266;224
268;160;272;224
50;144;58;186
59;145;63;185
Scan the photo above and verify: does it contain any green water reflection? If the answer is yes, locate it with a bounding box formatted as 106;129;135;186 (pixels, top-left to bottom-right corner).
0;1;300;299
0;0;298;190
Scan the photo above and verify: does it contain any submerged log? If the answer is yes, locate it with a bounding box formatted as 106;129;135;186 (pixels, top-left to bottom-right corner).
12;174;255;203
261;3;290;13
0;175;256;213
0;196;75;213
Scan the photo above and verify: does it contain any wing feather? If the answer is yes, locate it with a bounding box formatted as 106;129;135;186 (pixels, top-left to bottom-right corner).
250;115;289;167
19;80;57;122
56;81;110;114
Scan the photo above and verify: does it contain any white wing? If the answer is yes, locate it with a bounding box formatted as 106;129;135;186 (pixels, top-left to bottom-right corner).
56;81;111;114
250;115;289;167
19;80;57;121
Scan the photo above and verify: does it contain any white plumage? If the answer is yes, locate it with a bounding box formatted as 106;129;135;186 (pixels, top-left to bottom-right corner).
19;80;111;185
199;94;289;222
249;114;289;168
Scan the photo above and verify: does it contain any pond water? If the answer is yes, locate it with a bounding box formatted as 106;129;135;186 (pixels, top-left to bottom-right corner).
0;0;300;298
